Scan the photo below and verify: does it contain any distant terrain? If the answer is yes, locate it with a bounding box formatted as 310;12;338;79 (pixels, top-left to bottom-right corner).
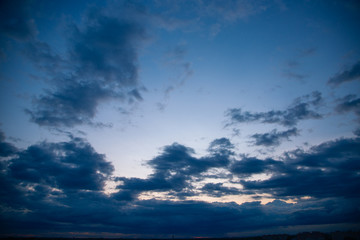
1;231;360;240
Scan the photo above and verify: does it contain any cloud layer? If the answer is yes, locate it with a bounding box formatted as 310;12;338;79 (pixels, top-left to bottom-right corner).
1;132;359;237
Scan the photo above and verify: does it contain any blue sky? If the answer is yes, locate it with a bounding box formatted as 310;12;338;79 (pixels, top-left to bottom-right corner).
0;0;360;238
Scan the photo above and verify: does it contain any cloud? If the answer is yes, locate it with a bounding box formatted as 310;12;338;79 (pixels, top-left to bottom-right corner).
226;91;323;127
115;139;234;200
146;0;268;34
230;157;283;177
25;7;148;127
157;44;193;111
0;0;36;41
241;137;360;198
26;81;115;127
250;127;299;147
1;135;359;237
335;94;360;117
0;130;17;157
282;47;317;82
328;61;360;86
6;136;114;192
200;0;268;23
201;183;241;197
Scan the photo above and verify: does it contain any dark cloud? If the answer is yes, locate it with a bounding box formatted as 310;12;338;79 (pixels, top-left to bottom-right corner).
328;61;360;86
0;130;17;157
1;135;359;237
8;137;114;191
335;94;360;117
208;137;235;156
226;91;323;127
201;183;241;197
241;137;360;198
0;0;36;41
250;127;299;147
25;8;147;127
26;81;114;127
115;139;233;200
230;157;283;177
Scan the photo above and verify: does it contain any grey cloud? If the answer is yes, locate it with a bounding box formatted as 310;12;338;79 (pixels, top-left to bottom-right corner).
241;137;360;199
157;44;193;111
0;0;36;41
8;137;114;192
335;94;360;117
283;71;307;82
282;48;317;82
201;0;267;23
27;81;115;127
208;137;235;156
26;8;147;127
328;60;360;86
115;139;234;200
0;130;17;157
1;134;360;236
250;127;299;147
201;182;241;197
230;157;283;177
226;91;323;127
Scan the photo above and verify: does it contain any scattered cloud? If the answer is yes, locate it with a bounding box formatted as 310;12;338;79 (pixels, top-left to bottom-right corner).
250;127;299;147
328;60;360;86
226;91;323;127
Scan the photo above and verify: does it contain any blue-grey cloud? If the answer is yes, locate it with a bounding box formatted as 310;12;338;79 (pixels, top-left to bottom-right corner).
335;94;360;117
25;7;147;127
115;139;233;200
201;182;241;197
0;0;36;41
250;127;299;147
241;137;360;198
0;130;17;157
7;137;114;192
1;134;359;237
226;91;323;127
157;44;193;111
328;60;360;86
230;157;283;177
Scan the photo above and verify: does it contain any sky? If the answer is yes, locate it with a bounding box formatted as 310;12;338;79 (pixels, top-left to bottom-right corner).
0;0;360;238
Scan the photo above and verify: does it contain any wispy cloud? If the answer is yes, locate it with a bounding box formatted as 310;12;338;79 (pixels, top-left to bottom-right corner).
335;94;360;118
226;91;323;127
250;127;299;147
328;60;360;86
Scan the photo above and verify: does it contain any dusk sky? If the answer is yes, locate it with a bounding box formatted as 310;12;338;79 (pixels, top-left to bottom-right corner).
1;0;360;238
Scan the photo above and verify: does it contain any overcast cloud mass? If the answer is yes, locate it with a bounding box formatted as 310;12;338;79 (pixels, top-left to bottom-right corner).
0;0;360;238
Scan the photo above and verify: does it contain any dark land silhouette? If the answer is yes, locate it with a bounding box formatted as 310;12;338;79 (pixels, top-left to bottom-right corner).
1;231;359;240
